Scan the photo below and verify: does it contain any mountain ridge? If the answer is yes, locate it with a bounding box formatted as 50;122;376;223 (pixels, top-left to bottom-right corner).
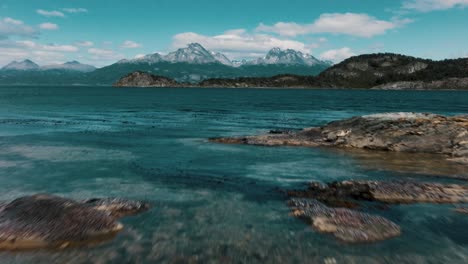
1;60;96;72
112;43;329;68
113;53;468;90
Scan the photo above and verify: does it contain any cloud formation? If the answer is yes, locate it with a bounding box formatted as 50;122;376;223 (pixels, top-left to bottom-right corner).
172;29;315;58
36;9;65;17
62;8;88;13
256;13;411;38
39;22;58;30
17;41;78;52
0;17;37;39
403;0;468;11
74;41;94;47
320;47;355;62
120;40;142;49
0;39;79;65
88;48;124;61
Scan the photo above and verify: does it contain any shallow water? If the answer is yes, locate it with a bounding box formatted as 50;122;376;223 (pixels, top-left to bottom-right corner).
0;86;467;263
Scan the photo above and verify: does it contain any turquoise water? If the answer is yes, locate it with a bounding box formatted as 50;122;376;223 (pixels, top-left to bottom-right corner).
0;86;467;263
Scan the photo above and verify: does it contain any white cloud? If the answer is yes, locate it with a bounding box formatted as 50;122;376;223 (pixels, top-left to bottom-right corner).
88;48;115;56
172;29;313;59
120;40;142;49
42;44;78;52
36;9;65;18
257;13;411;38
16;41;78;52
88;48;124;62
39;22;58;30
74;41;94;47
403;0;468;11
3;17;23;25
62;8;88;13
0;17;37;39
0;40;79;66
320;47;356;62
134;54;146;59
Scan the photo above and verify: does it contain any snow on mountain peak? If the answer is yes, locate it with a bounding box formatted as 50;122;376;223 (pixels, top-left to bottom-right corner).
252;48;325;66
113;44;330;68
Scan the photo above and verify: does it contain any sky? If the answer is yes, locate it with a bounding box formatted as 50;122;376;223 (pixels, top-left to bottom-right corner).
0;0;467;67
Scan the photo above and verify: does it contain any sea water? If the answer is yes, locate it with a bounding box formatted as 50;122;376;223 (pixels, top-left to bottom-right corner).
0;86;467;263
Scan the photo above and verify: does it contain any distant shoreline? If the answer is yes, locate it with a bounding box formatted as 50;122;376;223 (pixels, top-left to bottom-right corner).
1;83;468;91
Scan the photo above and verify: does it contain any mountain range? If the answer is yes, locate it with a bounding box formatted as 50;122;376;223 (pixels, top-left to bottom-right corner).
114;53;468;90
2;60;96;72
0;43;331;85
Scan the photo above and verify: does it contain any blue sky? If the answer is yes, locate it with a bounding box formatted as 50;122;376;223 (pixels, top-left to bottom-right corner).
0;0;467;67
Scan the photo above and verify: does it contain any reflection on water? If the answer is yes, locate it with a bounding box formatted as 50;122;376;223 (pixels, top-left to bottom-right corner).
0;86;467;263
325;148;468;180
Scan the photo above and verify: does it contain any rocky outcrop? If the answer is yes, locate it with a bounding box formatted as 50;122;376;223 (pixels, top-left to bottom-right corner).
288;198;401;243
113;71;181;87
287;180;468;242
0;194;149;250
317;54;468;89
288;180;468;207
372;78;468;90
211;113;468;166
198;74;318;88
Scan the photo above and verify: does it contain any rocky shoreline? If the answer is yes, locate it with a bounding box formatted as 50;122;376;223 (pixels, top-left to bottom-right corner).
113;71;468;90
210;113;468;167
210;112;468;243
286;180;468;243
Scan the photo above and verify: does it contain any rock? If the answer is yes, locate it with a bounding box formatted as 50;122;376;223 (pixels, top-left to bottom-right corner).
372;78;468;90
83;198;150;218
113;71;181;87
0;194;148;250
288;198;401;243
455;207;468;214
288;180;468;206
210;113;468;166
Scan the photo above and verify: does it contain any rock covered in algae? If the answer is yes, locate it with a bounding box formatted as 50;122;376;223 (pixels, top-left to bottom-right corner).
289;198;401;243
0;194;149;250
288;180;468;206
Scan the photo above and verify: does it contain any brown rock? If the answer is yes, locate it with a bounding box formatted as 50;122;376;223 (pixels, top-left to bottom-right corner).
288;180;468;206
289;198;401;243
210;113;468;167
0;194;149;250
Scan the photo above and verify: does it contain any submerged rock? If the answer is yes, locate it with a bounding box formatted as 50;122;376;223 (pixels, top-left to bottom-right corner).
288;180;468;206
84;198;150;218
0;194;149;250
455;207;468;214
289;198;401;243
210;113;468;166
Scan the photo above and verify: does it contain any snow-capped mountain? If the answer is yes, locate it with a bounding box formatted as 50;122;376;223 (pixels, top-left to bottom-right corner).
211;51;233;66
118;53;165;64
41;61;96;72
118;44;233;66
250;48;327;66
2;59;40;71
115;43;329;67
164;43;226;65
